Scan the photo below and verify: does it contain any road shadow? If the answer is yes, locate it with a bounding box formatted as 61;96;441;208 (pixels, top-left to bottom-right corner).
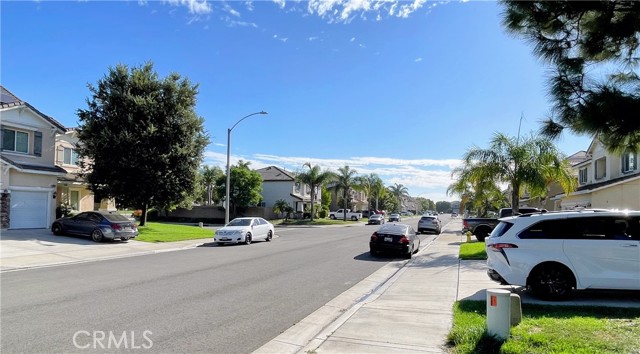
0;229;123;246
460;286;640;308
353;251;404;262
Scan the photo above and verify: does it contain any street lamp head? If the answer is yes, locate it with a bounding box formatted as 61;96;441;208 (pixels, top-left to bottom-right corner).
259;111;268;115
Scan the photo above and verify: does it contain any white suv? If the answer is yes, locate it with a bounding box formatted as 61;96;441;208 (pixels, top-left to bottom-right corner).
486;210;640;300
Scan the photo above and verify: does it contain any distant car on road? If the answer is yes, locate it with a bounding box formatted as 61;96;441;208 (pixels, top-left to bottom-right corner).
388;213;401;222
51;211;138;242
417;215;441;234
214;217;274;245
368;214;385;225
369;223;421;259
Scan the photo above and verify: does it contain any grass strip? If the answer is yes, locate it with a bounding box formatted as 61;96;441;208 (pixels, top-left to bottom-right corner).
459;242;487;260
448;300;640;354
136;222;212;242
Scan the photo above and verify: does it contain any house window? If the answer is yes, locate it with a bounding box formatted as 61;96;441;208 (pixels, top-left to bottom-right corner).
295;182;301;194
622;150;637;173
579;168;588;184
594;157;606;180
70;190;80;210
63;147;79;165
1;128;29;153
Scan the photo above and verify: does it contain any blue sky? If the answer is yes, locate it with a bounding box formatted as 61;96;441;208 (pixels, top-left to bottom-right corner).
1;0;592;202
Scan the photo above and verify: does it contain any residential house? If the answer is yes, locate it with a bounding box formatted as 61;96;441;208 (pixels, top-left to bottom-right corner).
552;139;639;210
255;166;320;214
0;86;67;229
327;183;368;212
54;129;116;214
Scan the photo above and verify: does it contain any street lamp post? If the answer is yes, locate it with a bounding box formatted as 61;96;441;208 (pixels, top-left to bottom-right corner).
225;111;268;224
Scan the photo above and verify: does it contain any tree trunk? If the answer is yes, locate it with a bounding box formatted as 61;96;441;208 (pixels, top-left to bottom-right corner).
511;183;520;214
139;202;148;227
310;187;315;221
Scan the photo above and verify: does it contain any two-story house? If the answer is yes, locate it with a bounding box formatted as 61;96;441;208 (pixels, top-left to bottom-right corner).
0;86;67;229
553;138;639;210
255;166;319;214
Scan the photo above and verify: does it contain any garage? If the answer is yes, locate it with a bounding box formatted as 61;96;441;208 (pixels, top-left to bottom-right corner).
10;190;49;229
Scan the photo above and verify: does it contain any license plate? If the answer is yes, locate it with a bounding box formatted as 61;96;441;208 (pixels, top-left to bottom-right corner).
123;226;131;230
384;237;392;242
221;238;229;241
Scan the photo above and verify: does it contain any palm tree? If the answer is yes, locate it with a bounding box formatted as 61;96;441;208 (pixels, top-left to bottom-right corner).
273;199;289;220
296;163;336;221
354;173;383;213
448;164;506;217
201;165;223;205
333;165;358;221
387;183;409;212
461;132;577;214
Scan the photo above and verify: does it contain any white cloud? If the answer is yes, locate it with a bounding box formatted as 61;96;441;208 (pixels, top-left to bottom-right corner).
350;37;356;42
414;57;423;62
273;0;286;9
359;43;366;48
165;0;213;15
308;36;319;41
245;1;254;11
223;3;241;17
273;34;288;42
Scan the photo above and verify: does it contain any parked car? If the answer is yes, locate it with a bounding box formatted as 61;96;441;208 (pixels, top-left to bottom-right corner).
388;213;401;222
368;214;385;225
51;211;138;242
214;217;274;245
486;210;640;300
329;209;363;221
462;207;545;242
451;212;458;217
417;215;441;234
369;223;421;259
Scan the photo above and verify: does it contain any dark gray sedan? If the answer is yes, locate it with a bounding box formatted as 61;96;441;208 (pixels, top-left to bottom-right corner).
51;211;138;242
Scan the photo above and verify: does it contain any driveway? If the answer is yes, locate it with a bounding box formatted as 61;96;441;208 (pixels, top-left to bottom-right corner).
0;228;206;272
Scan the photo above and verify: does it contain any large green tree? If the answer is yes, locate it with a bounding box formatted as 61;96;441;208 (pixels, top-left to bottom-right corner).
296;163;336;221
333;165;358;221
215;162;262;218
355;173;384;212
76;62;209;226
502;1;640;153
459;132;576;214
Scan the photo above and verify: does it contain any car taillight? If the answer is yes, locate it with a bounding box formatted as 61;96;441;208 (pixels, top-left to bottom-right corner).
399;236;409;244
111;223;122;230
463;220;468;228
370;232;378;241
488;243;518;251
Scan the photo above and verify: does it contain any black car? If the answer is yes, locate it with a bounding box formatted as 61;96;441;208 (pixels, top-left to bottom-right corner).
369;223;421;259
51;211;138;242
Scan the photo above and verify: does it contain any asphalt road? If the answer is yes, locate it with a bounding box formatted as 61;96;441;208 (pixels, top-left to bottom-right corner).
0;217;439;353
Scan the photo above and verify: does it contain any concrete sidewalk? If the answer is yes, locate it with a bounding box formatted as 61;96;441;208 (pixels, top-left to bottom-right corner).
0;228;213;272
255;219;640;354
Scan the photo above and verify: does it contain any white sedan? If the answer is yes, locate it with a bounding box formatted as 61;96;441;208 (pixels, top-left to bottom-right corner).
214;217;274;245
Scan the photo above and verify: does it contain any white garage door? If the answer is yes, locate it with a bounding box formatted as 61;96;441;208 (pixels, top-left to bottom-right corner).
10;190;49;229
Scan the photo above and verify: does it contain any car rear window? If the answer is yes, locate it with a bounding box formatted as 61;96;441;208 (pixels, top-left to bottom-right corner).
420;217;434;221
103;213;131;222
490;221;513;238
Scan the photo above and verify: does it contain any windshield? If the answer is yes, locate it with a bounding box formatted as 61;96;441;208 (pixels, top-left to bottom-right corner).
227;219;252;227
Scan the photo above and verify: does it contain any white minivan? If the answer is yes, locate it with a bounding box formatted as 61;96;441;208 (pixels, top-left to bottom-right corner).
486;210;640;300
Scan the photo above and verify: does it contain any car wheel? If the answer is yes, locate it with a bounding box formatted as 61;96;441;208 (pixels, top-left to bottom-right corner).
351;216;357;221
436;229;441;235
475;229;489;242
529;264;574;301
52;223;63;236
121;236;130;242
403;246;413;259
266;230;273;242
329;215;336;220
244;233;252;245
91;229;104;243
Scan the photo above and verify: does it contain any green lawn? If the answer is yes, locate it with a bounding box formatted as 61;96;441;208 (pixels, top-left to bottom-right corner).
448;300;640;354
459;242;487;260
136;222;213;242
